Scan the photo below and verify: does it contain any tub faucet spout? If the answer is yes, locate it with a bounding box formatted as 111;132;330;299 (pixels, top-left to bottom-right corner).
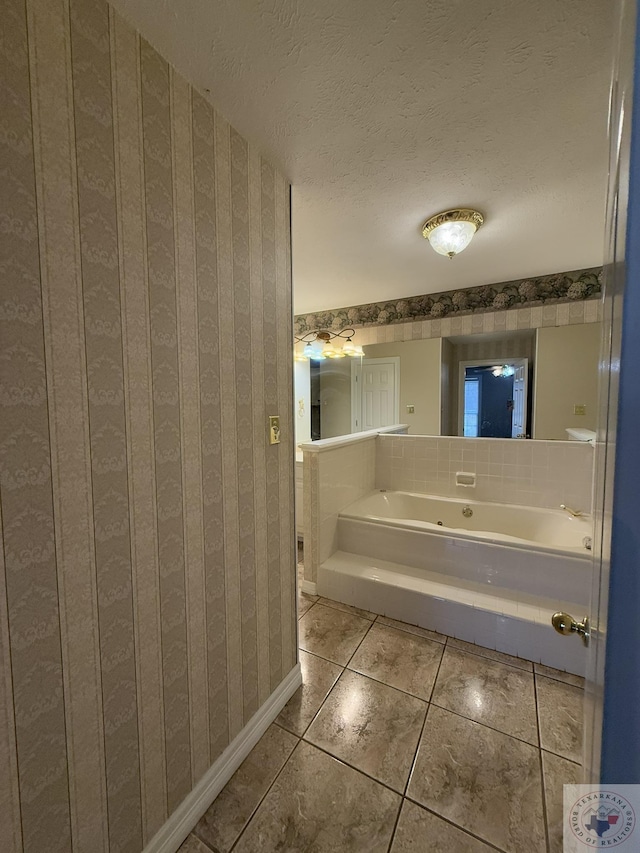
560;504;583;518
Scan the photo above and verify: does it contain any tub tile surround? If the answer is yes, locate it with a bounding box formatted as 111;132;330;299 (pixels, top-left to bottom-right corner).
376;434;595;512
301;425;408;586
302;429;594;674
182;606;585;853
303;432;595;592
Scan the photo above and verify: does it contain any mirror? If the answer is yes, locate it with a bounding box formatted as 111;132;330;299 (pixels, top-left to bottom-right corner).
295;322;601;442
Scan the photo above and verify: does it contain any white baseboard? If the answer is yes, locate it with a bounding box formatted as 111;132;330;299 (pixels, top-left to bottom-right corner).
143;662;302;853
300;579;317;596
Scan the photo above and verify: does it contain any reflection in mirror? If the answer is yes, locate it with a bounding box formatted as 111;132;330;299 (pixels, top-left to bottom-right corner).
294;322;601;442
459;360;528;439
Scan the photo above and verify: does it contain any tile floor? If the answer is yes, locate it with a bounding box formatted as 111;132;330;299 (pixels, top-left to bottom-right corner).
179;560;584;853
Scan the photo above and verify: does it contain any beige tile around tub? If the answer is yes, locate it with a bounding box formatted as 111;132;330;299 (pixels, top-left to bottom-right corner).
317;597;377;621
298;603;372;665
536;675;584;763
447;637;533;671
534;662;585;689
233;740;401;853
376;615;447;644
305;670;427;793
348;623;444;701
432;648;538;745
276;650;343;736
408;705;546;853
542;751;583;853
390;800;496;853
194;724;298;852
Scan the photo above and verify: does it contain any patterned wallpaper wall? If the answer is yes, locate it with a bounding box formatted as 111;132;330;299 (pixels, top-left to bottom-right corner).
0;1;295;852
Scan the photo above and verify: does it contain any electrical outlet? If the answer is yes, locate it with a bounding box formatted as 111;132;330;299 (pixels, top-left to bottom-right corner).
269;415;280;444
406;404;415;414
574;404;587;416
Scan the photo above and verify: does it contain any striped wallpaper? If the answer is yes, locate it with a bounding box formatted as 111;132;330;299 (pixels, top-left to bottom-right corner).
0;0;296;851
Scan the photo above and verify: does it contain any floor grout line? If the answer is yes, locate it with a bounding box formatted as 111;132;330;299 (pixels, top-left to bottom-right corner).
191;589;583;853
343;663;434;704
443;636;535;672
427;700;541;750
227;737;304;853
535;673;552;853
535;671;585;691
313;597;378;622
193;728;303;852
400;797;511;853
296;668;345;741
540;746;582;766
295;621;377;739
297;736;407;797
402;640;447;790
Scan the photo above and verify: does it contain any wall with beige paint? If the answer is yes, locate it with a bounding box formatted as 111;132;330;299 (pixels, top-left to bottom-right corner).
363;339;443;435
294;360;312;444
0;1;295;851
319;359;353;438
440;338;456;436
533;323;601;439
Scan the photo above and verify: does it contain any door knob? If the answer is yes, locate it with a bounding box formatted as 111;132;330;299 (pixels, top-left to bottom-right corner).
551;612;590;647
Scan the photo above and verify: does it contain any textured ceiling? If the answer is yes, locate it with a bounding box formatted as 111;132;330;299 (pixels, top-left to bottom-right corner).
111;0;616;314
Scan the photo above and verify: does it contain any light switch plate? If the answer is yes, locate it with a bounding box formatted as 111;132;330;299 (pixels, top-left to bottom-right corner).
574;404;587;416
269;415;281;444
406;404;415;414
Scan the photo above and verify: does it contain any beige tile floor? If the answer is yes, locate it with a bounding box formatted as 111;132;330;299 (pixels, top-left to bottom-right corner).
180;559;584;853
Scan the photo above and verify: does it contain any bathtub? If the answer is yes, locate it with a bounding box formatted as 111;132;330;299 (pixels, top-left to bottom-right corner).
340;490;592;555
317;490;593;674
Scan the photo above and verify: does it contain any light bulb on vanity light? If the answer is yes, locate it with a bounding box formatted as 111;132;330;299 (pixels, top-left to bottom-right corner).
293;328;362;361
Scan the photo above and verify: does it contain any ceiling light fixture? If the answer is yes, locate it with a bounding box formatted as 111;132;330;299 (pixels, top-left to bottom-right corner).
294;329;364;361
491;364;515;378
422;208;484;259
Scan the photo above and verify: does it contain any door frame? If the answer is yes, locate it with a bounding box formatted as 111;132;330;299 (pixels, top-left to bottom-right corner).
351;357;400;433
594;0;640;783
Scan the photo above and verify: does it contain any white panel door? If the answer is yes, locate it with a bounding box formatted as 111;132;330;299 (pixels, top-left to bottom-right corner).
360;360;398;430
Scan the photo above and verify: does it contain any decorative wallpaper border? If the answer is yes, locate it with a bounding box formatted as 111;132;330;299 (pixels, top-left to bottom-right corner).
294;267;602;334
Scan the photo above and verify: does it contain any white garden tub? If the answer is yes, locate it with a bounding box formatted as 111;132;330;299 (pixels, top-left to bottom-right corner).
340;490;592;555
317;490;593;674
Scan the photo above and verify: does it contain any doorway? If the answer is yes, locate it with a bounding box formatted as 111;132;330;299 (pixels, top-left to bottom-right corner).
458;358;529;438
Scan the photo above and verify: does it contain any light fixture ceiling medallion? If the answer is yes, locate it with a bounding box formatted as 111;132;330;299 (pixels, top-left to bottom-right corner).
422;208;484;259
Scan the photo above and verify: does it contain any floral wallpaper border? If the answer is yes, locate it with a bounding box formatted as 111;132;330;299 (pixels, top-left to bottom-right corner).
294;267;602;334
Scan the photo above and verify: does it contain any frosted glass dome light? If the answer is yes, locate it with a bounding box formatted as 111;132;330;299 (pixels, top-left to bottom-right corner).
423;208;484;259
